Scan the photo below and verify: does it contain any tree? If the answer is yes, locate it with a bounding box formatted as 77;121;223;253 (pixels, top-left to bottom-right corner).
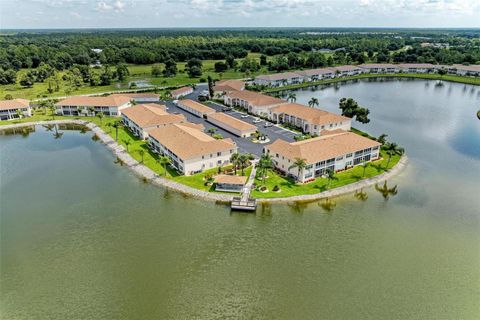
226;55;236;68
258;153;274;185
113;120;122;141
230;152;240;175
438;68;447;76
15;109;23;120
355;107;370;124
116;63;129;81
138;149;145;163
289;157;307;182
384;142;404;169
238;154;249;175
207;75;214;98
377;133;388;145
325;168;335;188
49;105;56;120
19;72;35;88
339;98;359;117
287;93;297;102
260;54;267;66
207;127;216;136
361;158;369;177
123;139;131;152
308;97;319;108
214;61;228;73
100;65;112;85
4;94;13;100
163;59;177;77
186;58;202;78
151;64;162;77
157;156;171;176
97;112;104;125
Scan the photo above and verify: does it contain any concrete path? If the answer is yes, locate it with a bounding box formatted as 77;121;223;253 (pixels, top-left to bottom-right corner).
241;160;258;201
1;120;408;204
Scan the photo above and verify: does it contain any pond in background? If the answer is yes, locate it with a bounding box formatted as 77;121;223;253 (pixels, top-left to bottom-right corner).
1;78;479;319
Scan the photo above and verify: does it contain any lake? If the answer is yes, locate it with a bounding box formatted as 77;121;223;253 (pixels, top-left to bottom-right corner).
1;78;479;319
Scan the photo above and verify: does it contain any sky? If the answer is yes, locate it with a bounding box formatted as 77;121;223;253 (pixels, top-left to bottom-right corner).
1;0;479;29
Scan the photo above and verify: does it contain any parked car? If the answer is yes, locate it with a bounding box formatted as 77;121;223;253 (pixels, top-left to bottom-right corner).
264;122;273;127
240;114;249;118
198;94;208;101
222;107;232;112
253;118;262;123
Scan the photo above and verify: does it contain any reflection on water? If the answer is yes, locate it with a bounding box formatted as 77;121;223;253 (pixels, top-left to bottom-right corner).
0;125;35;137
1;78;479;320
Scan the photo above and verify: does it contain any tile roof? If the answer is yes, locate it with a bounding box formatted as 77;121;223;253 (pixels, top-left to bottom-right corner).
333;65;363;72
171;86;193;96
55;95;131;107
357;63;399;69
226;90;286;106
178;99;215;114
255;72;303;81
214;174;247;185
397;63;436;69
148;123;236;160
451;64;480;72
122;104;185;128
207;112;257;132
213;79;245;92
0;99;30;111
266;131;381;164
270;103;350;126
111;92;160;99
287;68;336;77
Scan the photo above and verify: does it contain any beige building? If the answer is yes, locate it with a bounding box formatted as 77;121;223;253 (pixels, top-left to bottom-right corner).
171;86;194;99
55;96;132;117
206;112;257;137
398;63;436;74
148;123;237;176
176;99;215;118
213;80;245;98
333;65;363;77
0;99;31;121
223;90;286;117
295;68;337;82
214;174;247;193
358;63;400;74
254;72;304;87
264;131;381;183
269;103;351;136
121;104;186;139
110;92;160;102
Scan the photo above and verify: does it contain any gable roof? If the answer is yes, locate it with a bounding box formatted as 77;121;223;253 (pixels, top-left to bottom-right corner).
122;104;185;128
290;68;336;77
214;174;247;185
270;103;350;126
266;131;381;164
255;72;302;81
171;86;193;96
110;92;160;99
207;112;257;132
178;99;215;114
55;95;131;107
148;123;236;160
213;79;245;92
226;90;286;107
0;99;30;111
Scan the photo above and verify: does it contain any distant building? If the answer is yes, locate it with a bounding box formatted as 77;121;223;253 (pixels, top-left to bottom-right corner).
0;99;31;121
357;64;400;74
55;96;132;117
171;86;193;99
223;90;286;117
148;123;237;176
206;112;257;138
268;103;351;136
264;131;381;183
111;92;160;102
121;104;186;139
175;99;215;118
295;68;336;82
254;72;304;87
398;63;436;73
333;65;363;77
213;80;245;98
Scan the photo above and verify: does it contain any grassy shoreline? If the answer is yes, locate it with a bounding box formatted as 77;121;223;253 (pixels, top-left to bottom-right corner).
1;111;402;199
263;73;480;93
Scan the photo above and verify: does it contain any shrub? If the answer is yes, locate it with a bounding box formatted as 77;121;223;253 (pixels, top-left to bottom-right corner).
272;185;280;192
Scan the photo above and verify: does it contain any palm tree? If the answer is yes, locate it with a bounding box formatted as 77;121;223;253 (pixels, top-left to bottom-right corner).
157;156;171;176
238;154;249;176
15;109;23;120
320;198;336;212
289;157;307;182
88;107;95;115
287;93;297;103
230;152;240;174
138;149;145;163
53;124;63;139
325;168;335;188
123;139;131;152
207;127;216;136
258;153;274;185
49;105;56;120
361;158;369;177
308;97;319;108
375;181;398;200
354;188;368;201
384;142;404;169
113;120;122;142
97;112;104;125
377;133;388;145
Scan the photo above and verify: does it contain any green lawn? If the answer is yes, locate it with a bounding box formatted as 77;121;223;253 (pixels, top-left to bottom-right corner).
251;150;401;199
264;73;480;93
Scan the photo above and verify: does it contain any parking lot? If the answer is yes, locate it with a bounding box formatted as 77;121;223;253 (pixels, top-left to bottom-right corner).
159;86;297;157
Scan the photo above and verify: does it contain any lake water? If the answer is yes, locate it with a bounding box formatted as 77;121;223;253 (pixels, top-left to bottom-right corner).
1;78;479;319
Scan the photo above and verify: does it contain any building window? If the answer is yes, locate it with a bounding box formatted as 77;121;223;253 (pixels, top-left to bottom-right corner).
336;156;343;161
217;152;221;156
346;153;353;158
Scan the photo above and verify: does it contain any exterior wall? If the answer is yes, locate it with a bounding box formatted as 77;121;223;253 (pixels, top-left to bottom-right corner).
254;76;303;87
176;101;212;118
57;102;131;117
266;145;380;183
121;114;148;139
172;88;193;99
148;136;236;176
0;107;32;121
215;183;243;192
269;111;351;136
206;117;256;137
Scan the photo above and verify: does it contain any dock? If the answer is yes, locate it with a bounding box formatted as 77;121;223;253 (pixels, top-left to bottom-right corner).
230;160;258;211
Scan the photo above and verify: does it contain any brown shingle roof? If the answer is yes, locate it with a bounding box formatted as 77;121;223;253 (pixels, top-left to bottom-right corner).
55;95;131;107
207;112;257;132
178;99;215;114
0;99;30;111
122;104;185;128
270;103;350;126
214;174;247;185
213;80;245;92
226;90;285;107
266;131;381;164
148;123;236;160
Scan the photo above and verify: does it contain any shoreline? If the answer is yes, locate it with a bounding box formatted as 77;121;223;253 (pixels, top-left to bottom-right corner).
262;73;480;93
0;120;408;204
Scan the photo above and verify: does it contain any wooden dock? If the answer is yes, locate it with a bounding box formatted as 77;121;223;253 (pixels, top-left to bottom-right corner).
230;160;258;211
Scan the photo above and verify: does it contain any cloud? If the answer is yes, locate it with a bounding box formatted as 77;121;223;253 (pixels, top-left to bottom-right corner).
96;0;125;12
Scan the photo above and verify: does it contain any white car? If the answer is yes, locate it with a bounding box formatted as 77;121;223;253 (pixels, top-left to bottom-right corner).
253;118;262;123
240;114;249;118
264;122;273;128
